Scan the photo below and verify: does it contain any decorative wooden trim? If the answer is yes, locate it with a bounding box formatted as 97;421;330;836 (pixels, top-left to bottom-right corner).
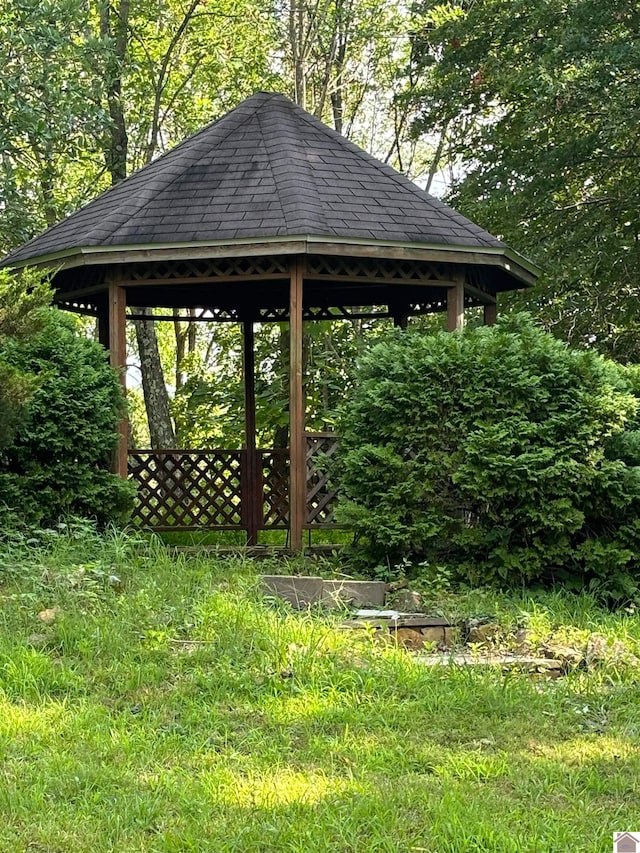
289;257;305;550
121;256;289;284
306;254;450;284
13;235;539;287
57;299;100;316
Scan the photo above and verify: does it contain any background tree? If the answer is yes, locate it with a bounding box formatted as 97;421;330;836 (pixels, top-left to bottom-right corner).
409;0;640;359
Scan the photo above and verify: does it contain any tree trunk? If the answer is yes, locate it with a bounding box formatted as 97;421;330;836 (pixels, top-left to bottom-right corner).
98;0;175;449
134;308;176;448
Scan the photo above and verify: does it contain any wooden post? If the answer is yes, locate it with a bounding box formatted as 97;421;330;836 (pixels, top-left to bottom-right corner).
483;300;497;326
289;257;305;551
242;317;260;545
393;313;408;330
447;273;465;332
108;280;128;479
97;296;110;349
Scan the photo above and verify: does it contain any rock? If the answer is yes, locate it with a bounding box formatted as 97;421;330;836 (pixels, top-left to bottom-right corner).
37;607;60;625
467;623;499;644
421;626;445;645
390;590;423;613
442;627;460;649
541;643;584;667
394;628;426;651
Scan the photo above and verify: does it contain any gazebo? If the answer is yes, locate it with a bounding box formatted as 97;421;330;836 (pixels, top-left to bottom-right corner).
1;92;539;549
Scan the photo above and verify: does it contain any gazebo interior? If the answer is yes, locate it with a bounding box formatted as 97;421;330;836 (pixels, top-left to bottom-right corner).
1;92;538;549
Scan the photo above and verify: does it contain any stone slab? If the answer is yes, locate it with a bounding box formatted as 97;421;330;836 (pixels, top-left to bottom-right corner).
322;580;386;608
351;610;454;627
261;575;324;608
261;576;386;609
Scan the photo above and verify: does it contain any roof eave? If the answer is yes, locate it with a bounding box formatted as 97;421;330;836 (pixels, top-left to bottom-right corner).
1;234;540;287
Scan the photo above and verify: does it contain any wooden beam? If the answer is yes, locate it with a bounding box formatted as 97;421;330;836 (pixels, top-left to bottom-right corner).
108;280;128;479
484;301;497;326
242;318;260;545
96;297;109;349
447;275;465;331
463;282;497;305
289;257;305;551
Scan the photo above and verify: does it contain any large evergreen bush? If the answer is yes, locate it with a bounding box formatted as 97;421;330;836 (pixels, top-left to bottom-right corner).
0;269;51;450
0;310;134;526
338;316;640;594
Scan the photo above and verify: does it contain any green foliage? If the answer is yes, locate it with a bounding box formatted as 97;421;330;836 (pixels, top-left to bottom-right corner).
409;0;640;359
338;316;640;595
0;269;52;449
0;310;134;526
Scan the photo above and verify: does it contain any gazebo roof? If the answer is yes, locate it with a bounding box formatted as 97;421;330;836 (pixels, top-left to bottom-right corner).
2;92;537;284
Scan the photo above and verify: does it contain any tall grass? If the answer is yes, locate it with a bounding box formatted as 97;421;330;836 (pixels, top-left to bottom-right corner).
0;523;638;852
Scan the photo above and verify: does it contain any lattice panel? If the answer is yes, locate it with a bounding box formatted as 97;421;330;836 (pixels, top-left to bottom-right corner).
58;299;100;317
129;451;243;530
122;256;289;283
259;306;290;322
260;450;290;528
305;432;340;526
127;306;240;322
408;299;446;315
304;305;390;320
306;255;447;284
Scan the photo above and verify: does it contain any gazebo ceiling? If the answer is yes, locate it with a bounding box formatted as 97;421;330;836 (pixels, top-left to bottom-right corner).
1;92;538;289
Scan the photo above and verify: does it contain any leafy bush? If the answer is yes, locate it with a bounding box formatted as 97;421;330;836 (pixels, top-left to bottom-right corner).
338;315;640;596
0;310;134;526
0;268;52;449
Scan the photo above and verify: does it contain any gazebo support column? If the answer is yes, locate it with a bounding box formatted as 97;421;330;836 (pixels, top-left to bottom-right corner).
484;300;497;326
289;258;305;551
242;317;260;545
447;275;465;331
108;280;128;479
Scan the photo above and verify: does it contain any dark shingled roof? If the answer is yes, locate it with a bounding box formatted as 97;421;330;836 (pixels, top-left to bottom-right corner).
3;92;506;266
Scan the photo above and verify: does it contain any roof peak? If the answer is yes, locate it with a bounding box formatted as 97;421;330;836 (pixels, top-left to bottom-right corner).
2;90;516;270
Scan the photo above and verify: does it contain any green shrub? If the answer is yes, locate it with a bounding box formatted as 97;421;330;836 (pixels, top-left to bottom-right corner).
338;315;640;596
0;268;52;449
0;310;134;526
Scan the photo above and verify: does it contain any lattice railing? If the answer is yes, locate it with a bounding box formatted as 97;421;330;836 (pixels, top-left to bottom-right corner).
129;450;243;531
129;438;342;533
305;432;340;527
260;450;290;528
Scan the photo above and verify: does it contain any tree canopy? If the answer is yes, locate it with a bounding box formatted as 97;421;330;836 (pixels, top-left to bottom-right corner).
410;0;640;359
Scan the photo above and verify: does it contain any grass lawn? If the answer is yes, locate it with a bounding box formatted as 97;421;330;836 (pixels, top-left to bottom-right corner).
0;526;639;852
